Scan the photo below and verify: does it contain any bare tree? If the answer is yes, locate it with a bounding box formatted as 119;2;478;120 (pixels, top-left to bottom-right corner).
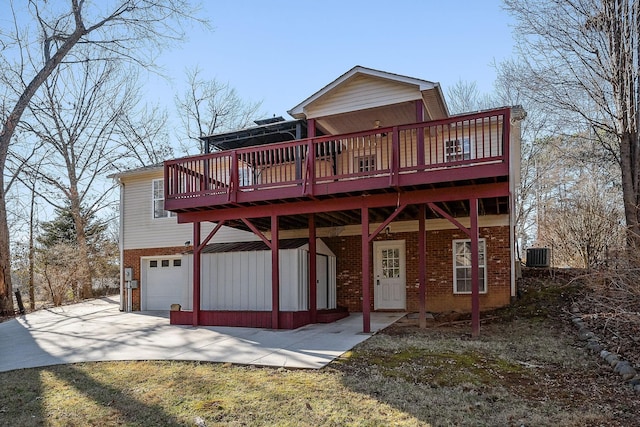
0;0;205;314
38;242;83;307
538;165;623;268
502;0;640;250
446;80;495;115
117;104;174;167
176;66;263;154
21;60;141;299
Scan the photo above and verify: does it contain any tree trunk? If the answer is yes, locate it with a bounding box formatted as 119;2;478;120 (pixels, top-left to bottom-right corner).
69;194;92;299
29;186;36;310
0;186;13;315
620;132;640;251
76;226;93;299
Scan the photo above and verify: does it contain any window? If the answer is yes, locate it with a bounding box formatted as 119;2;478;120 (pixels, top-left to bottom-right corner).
381;248;401;278
453;239;487;294
356;155;376;172
152;179;176;219
161;260;170;267
173;259;182;267
149;260;158;268
445;138;471;162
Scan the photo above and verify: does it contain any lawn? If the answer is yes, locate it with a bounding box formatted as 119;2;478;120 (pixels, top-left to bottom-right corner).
1;279;638;426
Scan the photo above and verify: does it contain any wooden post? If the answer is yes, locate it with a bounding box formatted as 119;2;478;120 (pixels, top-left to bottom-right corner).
309;214;317;323
416;100;425;166
470;198;480;337
193;221;201;327
271;215;280;329
362;207;371;333
14;290;25;315
418;204;426;328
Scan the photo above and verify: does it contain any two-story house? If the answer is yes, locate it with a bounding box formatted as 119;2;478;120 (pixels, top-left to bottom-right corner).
114;66;524;336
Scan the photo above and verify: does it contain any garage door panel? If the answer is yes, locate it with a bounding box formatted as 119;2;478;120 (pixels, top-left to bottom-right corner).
142;257;186;311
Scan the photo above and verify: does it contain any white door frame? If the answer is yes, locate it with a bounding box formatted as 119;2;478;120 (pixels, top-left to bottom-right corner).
373;240;406;310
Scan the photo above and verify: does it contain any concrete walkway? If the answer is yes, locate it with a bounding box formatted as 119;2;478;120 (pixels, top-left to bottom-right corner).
0;296;404;372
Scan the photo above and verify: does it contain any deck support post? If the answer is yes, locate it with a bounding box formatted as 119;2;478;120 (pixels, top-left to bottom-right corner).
470;198;480;337
192;221;201;327
271;215;280;329
309;214;317;323
418;204;427;329
361;207;371;333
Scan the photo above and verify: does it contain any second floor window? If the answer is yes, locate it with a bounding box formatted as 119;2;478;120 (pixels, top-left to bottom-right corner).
356;155;376;173
445;138;471;162
152;179;176;219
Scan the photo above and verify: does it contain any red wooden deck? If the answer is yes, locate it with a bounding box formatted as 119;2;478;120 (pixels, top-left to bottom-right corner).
164;109;511;213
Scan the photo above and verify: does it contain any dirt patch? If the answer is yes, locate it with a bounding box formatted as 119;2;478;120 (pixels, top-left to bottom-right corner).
331;270;640;426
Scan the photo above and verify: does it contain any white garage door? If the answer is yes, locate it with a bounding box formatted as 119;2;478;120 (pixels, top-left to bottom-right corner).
142;256;186;311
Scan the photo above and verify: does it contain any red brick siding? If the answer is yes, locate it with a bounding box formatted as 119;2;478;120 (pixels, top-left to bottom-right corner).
324;225;511;313
122;246;190;311
126;226;512;314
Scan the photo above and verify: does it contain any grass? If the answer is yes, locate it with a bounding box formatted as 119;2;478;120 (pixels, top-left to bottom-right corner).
0;361;419;426
1;287;638;426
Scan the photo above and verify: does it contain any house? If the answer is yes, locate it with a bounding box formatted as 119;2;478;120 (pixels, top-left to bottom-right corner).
115;66;524;336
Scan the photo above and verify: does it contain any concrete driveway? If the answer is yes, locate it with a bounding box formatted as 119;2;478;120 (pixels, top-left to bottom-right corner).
0;296;404;372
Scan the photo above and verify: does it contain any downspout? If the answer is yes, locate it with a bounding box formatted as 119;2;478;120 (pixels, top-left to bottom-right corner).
119;179;125;311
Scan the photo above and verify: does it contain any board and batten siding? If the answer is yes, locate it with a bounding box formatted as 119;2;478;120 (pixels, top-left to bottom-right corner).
120;170;258;250
185;246;337;312
305;74;420;119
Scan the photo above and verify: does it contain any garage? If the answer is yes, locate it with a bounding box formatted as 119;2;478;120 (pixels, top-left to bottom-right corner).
140;255;190;311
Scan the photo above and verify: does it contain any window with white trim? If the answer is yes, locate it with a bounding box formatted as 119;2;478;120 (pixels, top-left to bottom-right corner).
152;179;176;219
453;239;487;294
445;137;471;162
356;155;376;172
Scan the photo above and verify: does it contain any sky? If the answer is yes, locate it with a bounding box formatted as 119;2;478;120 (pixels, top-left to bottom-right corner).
146;0;516;120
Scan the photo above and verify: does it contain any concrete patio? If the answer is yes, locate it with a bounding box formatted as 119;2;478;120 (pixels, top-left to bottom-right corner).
0;296;404;372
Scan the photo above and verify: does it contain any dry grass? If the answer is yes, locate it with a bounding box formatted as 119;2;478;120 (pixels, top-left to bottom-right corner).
1;275;638;426
0;361;420;426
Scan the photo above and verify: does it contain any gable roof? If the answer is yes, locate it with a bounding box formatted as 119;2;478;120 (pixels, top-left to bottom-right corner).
108;163;162;180
288;66;448;120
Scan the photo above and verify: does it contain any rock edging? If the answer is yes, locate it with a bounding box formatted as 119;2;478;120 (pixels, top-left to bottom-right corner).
570;305;640;392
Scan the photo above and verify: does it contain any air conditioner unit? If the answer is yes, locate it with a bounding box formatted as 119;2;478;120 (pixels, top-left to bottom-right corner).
526;248;550;268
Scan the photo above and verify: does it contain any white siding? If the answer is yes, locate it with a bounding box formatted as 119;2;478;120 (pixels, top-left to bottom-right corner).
183;242;337;312
119;170;258;250
191;249;308;311
306;74;420;119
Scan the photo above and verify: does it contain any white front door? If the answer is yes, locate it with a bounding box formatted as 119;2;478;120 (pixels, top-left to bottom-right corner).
373;240;406;310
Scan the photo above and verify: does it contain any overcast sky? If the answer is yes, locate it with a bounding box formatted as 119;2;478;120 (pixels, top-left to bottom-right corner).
146;0;515;119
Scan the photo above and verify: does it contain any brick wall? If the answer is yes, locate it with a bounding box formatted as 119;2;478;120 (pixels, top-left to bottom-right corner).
324;225;511;313
122;246;190;311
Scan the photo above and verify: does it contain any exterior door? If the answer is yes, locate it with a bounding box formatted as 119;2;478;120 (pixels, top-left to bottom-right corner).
373;240;406;310
316;254;329;310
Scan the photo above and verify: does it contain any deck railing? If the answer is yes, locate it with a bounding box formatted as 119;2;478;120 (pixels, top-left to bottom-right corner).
164;108;511;209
